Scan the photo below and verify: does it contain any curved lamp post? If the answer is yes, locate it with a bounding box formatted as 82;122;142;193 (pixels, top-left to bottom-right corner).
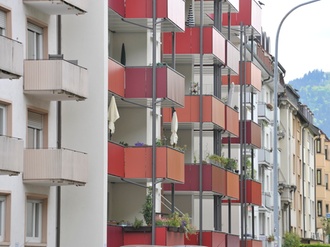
273;1;321;246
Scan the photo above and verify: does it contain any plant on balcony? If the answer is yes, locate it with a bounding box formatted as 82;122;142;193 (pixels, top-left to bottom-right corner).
190;82;199;95
266;103;274;111
207;154;238;171
119;141;128;147
135;141;145;147
141;187;153;226
267;234;275;242
133;217;143;229
244;159;257;180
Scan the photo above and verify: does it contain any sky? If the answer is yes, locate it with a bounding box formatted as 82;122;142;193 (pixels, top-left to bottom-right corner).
260;0;330;82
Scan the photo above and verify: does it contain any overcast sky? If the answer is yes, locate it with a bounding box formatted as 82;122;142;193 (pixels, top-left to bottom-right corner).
260;0;330;82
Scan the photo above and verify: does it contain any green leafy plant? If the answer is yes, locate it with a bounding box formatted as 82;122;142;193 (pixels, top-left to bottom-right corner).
141;187;153;226
133;217;143;229
267;234;275;242
207;154;238;171
282;231;300;247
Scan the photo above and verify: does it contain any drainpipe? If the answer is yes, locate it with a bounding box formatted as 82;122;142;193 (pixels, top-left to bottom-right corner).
302;123;309;238
56;14;62;247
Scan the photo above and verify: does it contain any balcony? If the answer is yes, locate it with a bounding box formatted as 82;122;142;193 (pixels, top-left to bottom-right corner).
163;164;239;199
262;192;273;209
246;41;273;76
108;142;185;183
185;230;227;247
225;40;240;75
162;95;226;130
23;148;88;186
0;135;24;175
223;0;262;36
242;179;262;206
163;27;226;65
222;62;261;93
223;120;261;149
108;58;125;97
0;36;23;79
258;103;273;123
24;59;88;101
258;148;271;168
23;0;87;15
225;105;239;137
241;239;263;247
227;234;240;247
108;0;185;32
125;66;185;108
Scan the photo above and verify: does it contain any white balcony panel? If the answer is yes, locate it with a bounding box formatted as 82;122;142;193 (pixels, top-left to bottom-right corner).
0;36;23;79
0;136;24;175
24;148;88;186
23;0;87;15
24;59;88;101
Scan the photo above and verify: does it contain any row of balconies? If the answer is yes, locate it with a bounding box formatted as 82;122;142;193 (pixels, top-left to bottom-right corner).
0;135;87;185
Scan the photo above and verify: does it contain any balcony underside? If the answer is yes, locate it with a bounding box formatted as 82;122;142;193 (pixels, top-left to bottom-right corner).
23;0;87;15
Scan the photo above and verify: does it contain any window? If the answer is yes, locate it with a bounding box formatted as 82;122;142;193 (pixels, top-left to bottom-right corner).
26;200;42;243
0;9;6;36
0;196;5;242
317;201;322;216
27;111;43;149
326;146;328;160
26;195;47;244
27;22;43;60
326;204;329;214
316;138;321;153
317;169;322;185
326;174;329;190
0;104;6;135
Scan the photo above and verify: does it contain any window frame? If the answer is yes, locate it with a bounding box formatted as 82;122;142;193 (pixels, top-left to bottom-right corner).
0;104;6;135
26;19;48;60
317;200;323;217
317;169;322;185
27;109;48;149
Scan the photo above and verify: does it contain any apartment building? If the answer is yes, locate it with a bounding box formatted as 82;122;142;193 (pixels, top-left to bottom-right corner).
315;131;330;242
278;85;317;242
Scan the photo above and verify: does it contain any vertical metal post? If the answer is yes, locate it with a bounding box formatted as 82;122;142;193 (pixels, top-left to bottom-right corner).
272;2;320;246
151;0;157;244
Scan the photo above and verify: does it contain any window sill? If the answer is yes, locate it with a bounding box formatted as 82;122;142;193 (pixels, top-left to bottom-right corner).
25;243;47;247
0;242;10;247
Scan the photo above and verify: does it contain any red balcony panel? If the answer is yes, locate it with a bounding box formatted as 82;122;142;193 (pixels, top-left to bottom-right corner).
226;40;240;75
125;0;185;31
241;239;263;247
245;179;262;206
107;225;123;247
163;164;199;191
227;170;240;200
225;106;239;137
123;226;184;246
185;231;226;247
108;0;125;16
223;0;262;35
108;58;125;97
227;234;240;247
221;62;261;92
108;142;125;177
125;66;185;107
223;120;261;148
124;146;184;183
162;96;225;129
212;165;227;195
163;27;226;64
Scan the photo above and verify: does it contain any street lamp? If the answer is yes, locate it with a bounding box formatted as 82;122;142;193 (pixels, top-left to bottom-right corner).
273;1;321;246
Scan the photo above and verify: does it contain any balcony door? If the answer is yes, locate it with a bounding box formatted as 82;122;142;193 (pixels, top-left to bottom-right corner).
0;10;6;36
27;111;43;149
27;22;43;60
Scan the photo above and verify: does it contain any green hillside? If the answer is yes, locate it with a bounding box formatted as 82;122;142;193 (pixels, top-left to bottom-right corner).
288;69;330;136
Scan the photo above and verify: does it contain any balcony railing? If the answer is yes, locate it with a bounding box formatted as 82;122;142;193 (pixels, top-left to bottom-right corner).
244;179;262;206
108;142;185;183
0;135;24;175
162;95;226;130
262;192;273;209
108;0;185;32
241;239;263;247
24;59;88;101
258;148;271;168
23;148;88;186
0;35;23;79
185;230;227;247
163;27;226;65
225;40;240;75
258;103;273;123
23;0;87;15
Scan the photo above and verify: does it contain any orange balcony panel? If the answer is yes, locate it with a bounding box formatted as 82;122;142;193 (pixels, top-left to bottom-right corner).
226;40;239;75
125;66;185;107
108;58;125;97
108;141;125;177
227;234;240;247
225;106;239;137
223;120;261;148
222;62;261;92
163;95;225;130
125;0;185;31
107;225;123;247
212;165;227;196
185;231;226;247
163;27;226;64
245;179;262;206
241;239;263;247
108;0;125;16
227;170;240;200
124;146;184;183
223;0;261;35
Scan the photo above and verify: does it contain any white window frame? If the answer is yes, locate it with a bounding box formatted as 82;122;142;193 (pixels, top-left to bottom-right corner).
0;196;5;242
0;104;6;135
27;111;43;149
27;22;43;60
26;200;42;243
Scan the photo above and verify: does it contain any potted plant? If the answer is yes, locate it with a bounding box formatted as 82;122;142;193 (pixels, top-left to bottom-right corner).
267;234;275;242
141;187;153;226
